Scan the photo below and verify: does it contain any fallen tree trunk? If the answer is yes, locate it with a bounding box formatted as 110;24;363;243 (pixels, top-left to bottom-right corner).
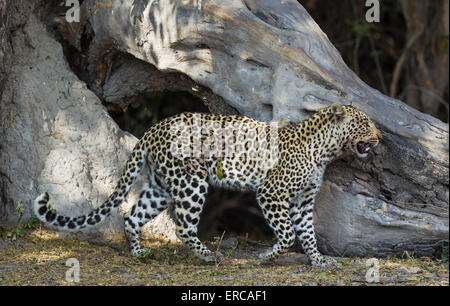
1;0;448;257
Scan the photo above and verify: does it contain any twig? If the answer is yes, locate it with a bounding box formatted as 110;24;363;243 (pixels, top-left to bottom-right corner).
214;230;226;269
389;28;423;98
236;236;272;247
407;85;449;112
368;32;388;95
353;34;361;76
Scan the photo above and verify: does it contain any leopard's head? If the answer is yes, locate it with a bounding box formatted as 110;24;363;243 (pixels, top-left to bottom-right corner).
330;104;382;159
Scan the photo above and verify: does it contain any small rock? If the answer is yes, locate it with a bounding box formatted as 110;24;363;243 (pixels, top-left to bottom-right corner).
273;252;309;265
398;266;421;274
111;268;127;274
408;267;421;274
121;273;136;279
221;237;238;249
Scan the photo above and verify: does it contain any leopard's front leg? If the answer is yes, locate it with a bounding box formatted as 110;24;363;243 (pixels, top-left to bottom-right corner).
256;176;296;260
290;173;337;267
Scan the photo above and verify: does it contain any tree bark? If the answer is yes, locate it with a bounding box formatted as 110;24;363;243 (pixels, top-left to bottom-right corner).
1;0;448;257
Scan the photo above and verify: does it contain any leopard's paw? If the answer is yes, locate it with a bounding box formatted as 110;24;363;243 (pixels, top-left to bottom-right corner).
195;250;223;263
131;247;150;257
311;255;337;268
258;249;277;260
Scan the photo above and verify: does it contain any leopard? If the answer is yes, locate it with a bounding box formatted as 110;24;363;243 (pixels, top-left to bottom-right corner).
34;103;382;267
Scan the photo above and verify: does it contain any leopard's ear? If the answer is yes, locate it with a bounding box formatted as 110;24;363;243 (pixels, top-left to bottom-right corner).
330;104;346;121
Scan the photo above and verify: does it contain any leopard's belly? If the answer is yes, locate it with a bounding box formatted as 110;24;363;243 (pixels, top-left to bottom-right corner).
206;156;273;191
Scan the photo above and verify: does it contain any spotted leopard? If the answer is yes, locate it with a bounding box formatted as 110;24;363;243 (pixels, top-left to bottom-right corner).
34;104;381;267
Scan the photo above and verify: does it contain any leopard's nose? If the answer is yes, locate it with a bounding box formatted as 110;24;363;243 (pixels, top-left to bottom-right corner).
372;126;382;141
377;131;382;141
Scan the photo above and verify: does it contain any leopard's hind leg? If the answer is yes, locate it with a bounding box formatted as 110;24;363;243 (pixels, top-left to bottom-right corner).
169;173;219;262
125;178;172;256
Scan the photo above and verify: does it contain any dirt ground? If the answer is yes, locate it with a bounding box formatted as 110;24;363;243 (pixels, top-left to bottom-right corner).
0;223;448;286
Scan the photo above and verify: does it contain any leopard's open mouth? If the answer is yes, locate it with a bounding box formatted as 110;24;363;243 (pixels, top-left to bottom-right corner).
356;141;371;155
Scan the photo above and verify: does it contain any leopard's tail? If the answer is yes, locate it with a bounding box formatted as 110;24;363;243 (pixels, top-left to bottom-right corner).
33;137;148;231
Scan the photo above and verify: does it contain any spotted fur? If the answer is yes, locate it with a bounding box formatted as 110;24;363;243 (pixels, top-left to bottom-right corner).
34;104;381;266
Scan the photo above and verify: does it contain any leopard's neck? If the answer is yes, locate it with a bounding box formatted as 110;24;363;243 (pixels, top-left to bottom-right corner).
282;111;346;165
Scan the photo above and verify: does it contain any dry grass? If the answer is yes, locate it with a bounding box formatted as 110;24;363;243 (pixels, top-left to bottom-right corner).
0;223;447;286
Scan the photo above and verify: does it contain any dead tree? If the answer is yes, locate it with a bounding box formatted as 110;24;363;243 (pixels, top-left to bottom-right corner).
0;0;448;257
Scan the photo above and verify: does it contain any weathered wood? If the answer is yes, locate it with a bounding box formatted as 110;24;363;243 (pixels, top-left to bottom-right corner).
1;0;448;257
